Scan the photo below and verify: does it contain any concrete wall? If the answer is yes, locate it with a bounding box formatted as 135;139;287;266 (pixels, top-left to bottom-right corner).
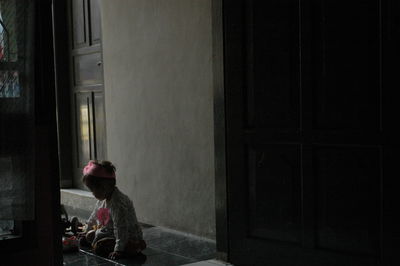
99;0;215;239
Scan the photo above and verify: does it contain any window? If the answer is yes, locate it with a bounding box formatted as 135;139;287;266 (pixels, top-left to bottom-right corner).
0;0;22;98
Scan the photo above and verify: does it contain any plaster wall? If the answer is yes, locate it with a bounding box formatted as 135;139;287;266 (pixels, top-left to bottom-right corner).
99;0;215;239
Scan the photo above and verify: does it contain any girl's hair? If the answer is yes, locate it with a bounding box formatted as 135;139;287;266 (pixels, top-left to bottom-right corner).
82;160;116;188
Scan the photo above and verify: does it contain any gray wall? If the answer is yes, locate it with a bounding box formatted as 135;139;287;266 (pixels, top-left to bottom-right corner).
99;0;215;239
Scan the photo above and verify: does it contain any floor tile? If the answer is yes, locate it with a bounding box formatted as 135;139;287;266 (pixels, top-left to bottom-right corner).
141;247;163;256
63;251;120;266
140;252;196;266
181;260;233;266
144;227;216;261
179;262;216;266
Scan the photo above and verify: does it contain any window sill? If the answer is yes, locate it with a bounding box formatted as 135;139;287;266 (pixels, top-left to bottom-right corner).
61;188;94;198
0;220;36;252
60;189;97;222
1;234;21;241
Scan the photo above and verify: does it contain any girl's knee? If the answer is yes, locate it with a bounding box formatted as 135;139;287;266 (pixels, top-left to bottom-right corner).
125;239;147;256
85;229;96;243
93;237;116;257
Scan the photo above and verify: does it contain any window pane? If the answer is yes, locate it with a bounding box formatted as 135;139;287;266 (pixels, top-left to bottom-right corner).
0;0;24;98
0;0;18;62
0;70;20;97
0;220;14;236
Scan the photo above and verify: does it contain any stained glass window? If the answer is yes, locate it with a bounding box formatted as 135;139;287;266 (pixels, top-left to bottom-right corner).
0;0;22;98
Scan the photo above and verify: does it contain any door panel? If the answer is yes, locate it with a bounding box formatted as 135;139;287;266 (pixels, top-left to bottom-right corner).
74;92;92;168
312;1;380;130
223;0;393;265
73;52;102;85
248;144;301;243
93;91;106;160
89;0;101;44
71;0;87;48
248;0;300;129
314;146;380;255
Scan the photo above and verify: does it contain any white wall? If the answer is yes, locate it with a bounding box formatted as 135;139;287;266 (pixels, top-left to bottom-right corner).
99;0;215;239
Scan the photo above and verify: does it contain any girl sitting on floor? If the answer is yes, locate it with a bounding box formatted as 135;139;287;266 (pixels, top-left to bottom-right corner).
79;160;146;260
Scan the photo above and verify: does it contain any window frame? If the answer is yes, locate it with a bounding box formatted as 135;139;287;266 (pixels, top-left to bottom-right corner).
0;221;36;251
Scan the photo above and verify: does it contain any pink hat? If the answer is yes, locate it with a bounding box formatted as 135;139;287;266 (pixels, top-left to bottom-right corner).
83;160;116;179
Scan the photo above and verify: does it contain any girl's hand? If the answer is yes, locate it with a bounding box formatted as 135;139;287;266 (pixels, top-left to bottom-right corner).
108;251;122;260
77;231;87;238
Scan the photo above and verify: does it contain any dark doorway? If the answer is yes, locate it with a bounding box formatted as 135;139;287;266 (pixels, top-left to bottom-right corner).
222;1;397;265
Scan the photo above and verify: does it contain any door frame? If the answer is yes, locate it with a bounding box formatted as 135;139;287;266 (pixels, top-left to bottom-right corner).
52;0;73;188
212;0;229;261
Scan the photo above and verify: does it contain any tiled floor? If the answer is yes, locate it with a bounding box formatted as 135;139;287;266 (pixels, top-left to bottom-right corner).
63;225;217;266
181;260;233;266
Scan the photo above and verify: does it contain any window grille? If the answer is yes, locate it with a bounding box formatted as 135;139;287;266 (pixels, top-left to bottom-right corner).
0;0;34;221
0;0;22;98
0;220;14;237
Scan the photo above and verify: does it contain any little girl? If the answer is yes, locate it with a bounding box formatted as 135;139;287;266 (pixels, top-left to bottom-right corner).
80;160;146;259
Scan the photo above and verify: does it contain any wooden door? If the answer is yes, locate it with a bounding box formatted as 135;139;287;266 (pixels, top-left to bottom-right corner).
69;0;106;188
223;0;397;265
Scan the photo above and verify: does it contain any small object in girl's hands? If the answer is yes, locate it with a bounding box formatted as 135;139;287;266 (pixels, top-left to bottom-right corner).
108;251;122;260
62;235;80;252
